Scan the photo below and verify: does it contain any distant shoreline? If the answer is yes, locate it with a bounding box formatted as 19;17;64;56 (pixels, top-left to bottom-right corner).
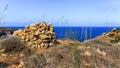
1;26;120;28
0;27;18;31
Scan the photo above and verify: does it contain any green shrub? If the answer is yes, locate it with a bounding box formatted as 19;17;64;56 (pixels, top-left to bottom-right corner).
69;43;79;68
112;37;120;43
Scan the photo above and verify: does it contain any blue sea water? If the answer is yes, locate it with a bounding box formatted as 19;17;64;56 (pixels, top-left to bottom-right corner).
7;27;120;41
54;27;119;41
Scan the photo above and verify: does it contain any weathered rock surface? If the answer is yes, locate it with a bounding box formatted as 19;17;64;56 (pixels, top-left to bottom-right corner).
13;21;56;49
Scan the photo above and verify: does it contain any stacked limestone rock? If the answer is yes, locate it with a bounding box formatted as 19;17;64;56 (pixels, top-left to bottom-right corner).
13;21;56;48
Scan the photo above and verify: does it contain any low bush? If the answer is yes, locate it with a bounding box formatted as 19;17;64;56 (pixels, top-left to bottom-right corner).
0;35;25;54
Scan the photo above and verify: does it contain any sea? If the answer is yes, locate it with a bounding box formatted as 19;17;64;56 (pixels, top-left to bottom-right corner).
6;27;119;42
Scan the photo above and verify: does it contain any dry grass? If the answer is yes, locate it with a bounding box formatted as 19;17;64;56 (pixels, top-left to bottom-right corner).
0;36;120;68
24;39;120;68
0;35;25;54
0;35;33;57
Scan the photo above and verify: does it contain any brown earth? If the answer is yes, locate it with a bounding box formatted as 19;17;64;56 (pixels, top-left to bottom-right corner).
0;38;120;68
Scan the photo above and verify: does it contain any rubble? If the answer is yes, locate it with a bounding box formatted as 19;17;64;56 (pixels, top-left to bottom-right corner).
13;21;56;49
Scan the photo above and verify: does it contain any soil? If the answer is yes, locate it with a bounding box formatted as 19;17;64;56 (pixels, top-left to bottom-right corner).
0;38;120;68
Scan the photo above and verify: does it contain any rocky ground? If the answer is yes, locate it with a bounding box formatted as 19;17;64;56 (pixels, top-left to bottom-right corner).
0;22;120;68
0;38;120;68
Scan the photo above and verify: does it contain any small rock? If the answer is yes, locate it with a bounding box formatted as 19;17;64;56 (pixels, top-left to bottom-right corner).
44;43;49;48
96;49;106;56
21;36;26;40
13;29;23;36
49;43;54;46
25;25;30;29
18;61;24;68
84;51;91;56
41;21;47;27
38;39;42;44
40;43;45;48
33;37;37;41
40;35;49;40
1;53;7;57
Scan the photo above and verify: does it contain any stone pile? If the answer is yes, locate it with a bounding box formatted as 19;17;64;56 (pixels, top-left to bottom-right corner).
13;21;56;48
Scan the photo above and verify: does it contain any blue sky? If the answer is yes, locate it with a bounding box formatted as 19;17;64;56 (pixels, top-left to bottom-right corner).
0;0;120;26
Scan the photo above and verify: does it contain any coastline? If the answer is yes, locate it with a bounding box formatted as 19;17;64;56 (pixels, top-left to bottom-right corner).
0;24;120;67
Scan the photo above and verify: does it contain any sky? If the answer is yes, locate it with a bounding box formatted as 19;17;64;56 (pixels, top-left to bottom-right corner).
0;0;120;27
